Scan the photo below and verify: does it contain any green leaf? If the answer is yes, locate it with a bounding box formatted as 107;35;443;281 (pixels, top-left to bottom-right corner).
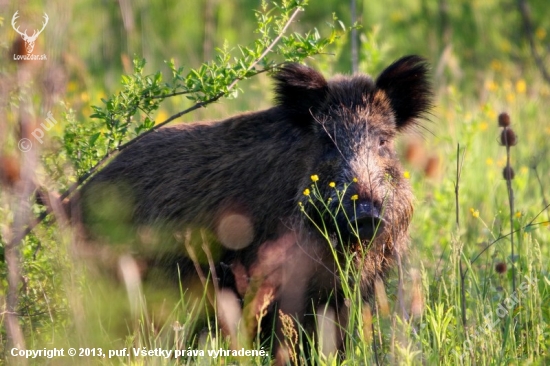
88;133;101;147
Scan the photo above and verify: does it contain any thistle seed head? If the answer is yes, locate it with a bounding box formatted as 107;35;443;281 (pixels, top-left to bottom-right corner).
498;112;511;127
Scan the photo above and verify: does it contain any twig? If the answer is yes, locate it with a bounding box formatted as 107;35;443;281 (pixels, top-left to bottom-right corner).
226;6;302;92
464;205;550;275
503;128;516;293
454;144;461;227
151;67;273;100
454;144;467;328
371;306;380;366
150;89;198;99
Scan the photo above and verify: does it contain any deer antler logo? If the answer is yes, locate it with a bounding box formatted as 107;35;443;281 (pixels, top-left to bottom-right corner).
11;11;49;54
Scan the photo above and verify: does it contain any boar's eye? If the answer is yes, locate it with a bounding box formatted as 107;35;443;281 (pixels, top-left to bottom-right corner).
378;138;393;158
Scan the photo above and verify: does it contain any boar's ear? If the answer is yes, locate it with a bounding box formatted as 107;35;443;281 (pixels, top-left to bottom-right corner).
273;63;328;122
375;55;432;130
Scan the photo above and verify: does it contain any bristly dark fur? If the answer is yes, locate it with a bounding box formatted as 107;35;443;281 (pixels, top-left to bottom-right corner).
274;57;431;131
375;55;432;130
273;63;329;121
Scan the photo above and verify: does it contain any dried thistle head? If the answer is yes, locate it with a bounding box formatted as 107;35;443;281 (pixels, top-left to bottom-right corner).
498;112;511;127
495;262;507;274
502;166;516;180
500;128;517;147
503;166;515;180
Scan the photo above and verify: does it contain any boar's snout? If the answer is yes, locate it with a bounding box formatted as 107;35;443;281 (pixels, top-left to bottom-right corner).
345;201;385;241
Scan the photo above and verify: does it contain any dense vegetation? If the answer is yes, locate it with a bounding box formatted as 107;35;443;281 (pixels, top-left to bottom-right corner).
1;0;549;364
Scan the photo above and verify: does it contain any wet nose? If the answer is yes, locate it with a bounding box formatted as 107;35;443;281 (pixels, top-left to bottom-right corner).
350;202;385;240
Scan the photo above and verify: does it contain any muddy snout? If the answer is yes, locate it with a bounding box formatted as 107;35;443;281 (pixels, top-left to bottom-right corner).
343;201;385;241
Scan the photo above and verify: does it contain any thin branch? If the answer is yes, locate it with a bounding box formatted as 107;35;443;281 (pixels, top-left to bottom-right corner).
464;204;550;275
152;63;276;100
503;128;516;293
454;144;463;227
150;89;198;99
226;6;302;92
454;144;467;328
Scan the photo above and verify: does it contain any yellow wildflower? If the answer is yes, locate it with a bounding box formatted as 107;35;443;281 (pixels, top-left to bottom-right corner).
390;11;404;22
516;79;526;94
303;188;310;196
403;171;410;179
520;166;528;175
156;110;169;124
485;80;498;92
352;177;358;183
499;39;511;52
515;211;522;218
470;208;480;218
67;80;79;92
536;27;546;40
310;175;319;182
490;60;503;72
351;194;359;201
329;182;336;188
487;108;497;120
479;122;488;131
